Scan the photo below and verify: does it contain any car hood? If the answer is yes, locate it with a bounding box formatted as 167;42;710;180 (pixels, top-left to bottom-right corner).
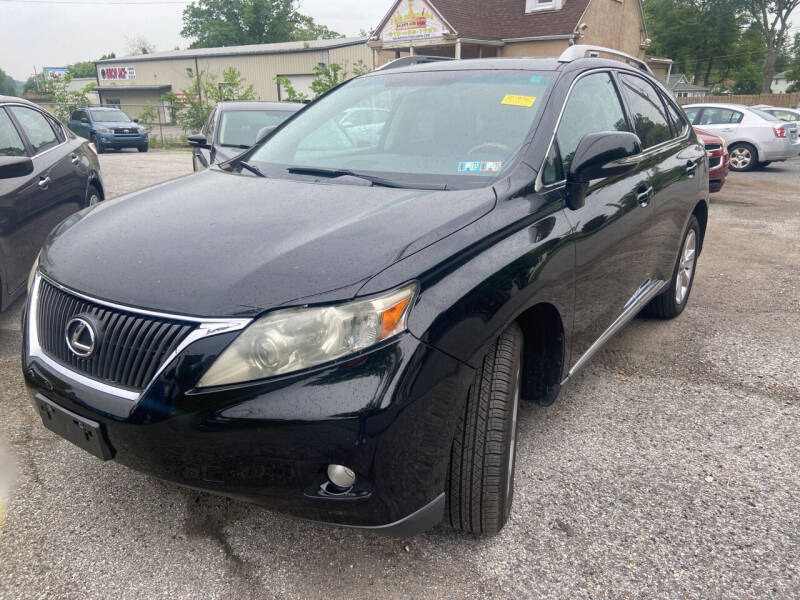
40;170;495;317
94;120;138;129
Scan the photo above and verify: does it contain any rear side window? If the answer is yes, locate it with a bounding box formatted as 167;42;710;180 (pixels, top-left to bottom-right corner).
9;106;59;154
0;109;27;157
696;108;743;125
617;74;672;148
684;107;700;124
554;72;629;175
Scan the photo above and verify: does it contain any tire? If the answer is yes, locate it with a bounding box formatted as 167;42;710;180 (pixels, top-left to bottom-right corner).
91;135;104;154
85;183;102;207
643;215;700;319
728;143;757;171
138;144;148;153
446;322;523;535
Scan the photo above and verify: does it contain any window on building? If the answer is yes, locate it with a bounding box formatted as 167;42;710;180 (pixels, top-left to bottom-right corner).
617;73;672;148
106;99;121;106
525;0;563;12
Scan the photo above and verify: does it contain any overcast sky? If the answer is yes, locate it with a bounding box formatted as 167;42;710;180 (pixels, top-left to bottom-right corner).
0;0;391;81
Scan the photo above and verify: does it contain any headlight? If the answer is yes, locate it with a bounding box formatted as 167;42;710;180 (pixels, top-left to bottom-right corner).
96;126;111;133
197;283;417;388
27;252;40;294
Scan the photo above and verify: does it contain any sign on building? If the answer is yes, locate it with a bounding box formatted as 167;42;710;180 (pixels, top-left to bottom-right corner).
42;67;68;80
380;0;449;43
99;66;137;81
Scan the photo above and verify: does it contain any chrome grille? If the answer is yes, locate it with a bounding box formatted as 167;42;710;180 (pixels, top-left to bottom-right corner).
705;143;722;152
112;127;138;135
36;279;195;391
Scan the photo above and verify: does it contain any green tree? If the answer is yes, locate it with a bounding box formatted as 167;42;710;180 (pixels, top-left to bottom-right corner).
785;33;800;92
22;76;39;95
739;0;800;92
67;61;96;78
181;0;341;48
309;61;370;98
48;73;97;123
161;67;256;132
0;68;17;96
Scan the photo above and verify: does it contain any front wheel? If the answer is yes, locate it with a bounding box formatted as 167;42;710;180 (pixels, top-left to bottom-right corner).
643;215;700;319
138;144;148;153
446;322;523;535
728;143;757;171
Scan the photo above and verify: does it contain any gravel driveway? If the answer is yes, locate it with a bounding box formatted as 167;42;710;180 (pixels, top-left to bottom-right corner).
0;155;798;599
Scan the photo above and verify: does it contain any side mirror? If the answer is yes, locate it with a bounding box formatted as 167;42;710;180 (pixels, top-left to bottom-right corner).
0;156;34;179
566;131;642;210
187;133;209;149
255;125;276;144
80;117;89;123
133;118;139;123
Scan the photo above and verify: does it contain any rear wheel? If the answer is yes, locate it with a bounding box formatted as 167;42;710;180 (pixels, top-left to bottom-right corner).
85;183;102;207
728;143;757;171
446;322;523;535
91;134;104;154
643;215;700;319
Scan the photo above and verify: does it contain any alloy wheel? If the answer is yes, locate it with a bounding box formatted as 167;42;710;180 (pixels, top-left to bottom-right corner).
675;229;697;305
729;147;751;170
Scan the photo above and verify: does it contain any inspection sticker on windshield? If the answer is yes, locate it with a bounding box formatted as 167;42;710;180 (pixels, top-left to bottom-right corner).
458;161;503;173
501;94;536;107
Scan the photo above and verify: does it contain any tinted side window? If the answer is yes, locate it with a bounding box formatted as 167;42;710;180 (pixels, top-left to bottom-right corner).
664;97;689;136
71;110;81;121
617;74;672;148
0;109;27;157
9;106;59;154
555;72;629;174
48;115;66;143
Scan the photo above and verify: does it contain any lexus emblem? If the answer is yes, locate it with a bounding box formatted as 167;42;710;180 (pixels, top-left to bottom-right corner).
65;317;97;358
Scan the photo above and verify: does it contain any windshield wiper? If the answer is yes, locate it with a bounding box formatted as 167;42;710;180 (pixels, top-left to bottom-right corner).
221;143;251;149
286;166;445;190
239;161;266;177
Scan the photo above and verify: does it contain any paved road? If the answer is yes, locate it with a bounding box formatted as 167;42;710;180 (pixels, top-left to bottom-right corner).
1;158;798;599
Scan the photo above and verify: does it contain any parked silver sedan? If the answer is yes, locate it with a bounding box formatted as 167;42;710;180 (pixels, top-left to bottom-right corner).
683;103;800;171
751;104;800;124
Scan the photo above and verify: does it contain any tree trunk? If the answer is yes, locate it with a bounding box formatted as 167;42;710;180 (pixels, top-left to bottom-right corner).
703;58;714;88
762;43;778;93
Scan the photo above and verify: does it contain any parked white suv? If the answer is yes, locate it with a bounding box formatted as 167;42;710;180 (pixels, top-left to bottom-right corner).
683;103;799;171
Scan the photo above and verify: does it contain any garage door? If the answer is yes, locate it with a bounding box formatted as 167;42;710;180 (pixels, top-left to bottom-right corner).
278;74;314;101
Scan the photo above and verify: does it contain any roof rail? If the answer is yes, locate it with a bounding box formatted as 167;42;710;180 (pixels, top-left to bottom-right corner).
375;55;455;71
558;45;653;75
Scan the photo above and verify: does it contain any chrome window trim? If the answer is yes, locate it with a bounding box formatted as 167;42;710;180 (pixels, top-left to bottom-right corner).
535;68;692;193
27;272;252;401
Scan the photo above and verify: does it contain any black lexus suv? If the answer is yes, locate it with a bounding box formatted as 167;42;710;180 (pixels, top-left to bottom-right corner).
22;48;708;536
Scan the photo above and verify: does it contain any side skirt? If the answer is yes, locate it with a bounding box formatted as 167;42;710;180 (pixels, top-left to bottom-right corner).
561;278;667;385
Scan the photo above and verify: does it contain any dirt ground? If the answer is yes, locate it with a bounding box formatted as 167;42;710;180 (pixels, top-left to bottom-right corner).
0;154;798;599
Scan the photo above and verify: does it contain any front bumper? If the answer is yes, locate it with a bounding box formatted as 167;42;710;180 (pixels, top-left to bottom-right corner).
21;276;472;535
97;133;148;148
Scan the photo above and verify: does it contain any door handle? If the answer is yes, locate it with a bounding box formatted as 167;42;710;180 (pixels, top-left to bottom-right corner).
71;154;80;165
685;160;697;178
636;185;653;207
38;176;51;190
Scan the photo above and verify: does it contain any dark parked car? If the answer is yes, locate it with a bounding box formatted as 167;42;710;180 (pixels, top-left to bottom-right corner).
68;106;148;153
0;96;103;312
23;47;708;536
188;101;304;171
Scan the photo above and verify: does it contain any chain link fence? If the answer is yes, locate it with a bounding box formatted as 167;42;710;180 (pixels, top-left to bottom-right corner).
35;103;190;147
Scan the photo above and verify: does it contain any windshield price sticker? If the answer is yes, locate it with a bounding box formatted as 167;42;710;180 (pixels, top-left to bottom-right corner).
458;161;503;173
501;94;537;107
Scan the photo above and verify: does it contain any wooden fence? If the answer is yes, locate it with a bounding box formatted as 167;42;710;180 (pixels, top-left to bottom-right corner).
677;92;800;107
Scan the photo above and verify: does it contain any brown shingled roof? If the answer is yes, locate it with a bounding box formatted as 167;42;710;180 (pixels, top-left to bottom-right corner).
428;0;590;39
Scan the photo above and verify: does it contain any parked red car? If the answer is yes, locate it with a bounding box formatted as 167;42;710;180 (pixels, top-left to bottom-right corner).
694;127;729;193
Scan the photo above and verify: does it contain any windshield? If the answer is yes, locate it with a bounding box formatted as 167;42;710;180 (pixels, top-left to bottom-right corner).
219;109;295;147
90;109;133;123
248;69;553;189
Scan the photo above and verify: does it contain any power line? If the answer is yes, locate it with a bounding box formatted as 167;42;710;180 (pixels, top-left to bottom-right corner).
0;0;193;4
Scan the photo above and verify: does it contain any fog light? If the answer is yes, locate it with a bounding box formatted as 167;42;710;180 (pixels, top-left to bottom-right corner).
327;464;356;490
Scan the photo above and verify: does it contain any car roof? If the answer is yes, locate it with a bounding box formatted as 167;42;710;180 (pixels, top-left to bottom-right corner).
363;56;654;77
683;102;751;110
0;95;37;106
216;101;304;111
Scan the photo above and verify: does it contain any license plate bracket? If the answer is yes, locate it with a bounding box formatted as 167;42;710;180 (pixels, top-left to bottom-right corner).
35;394;113;460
